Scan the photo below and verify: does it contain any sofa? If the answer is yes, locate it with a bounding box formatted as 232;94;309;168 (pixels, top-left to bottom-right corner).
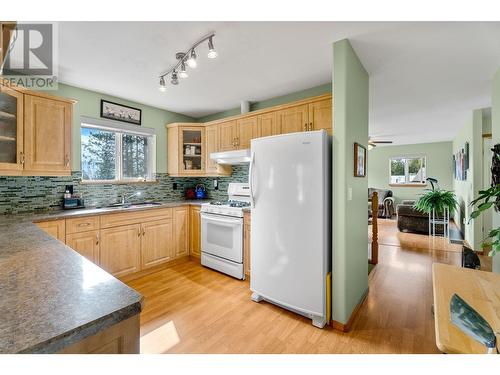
368;188;395;218
397;200;444;234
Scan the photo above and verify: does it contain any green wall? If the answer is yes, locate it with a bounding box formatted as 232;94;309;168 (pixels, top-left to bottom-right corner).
491;68;500;273
331;39;369;325
368;142;453;204
452;109;482;250
198;83;332;123
48;83;195;173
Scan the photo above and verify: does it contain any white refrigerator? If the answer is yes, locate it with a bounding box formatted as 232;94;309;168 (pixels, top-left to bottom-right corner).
249;130;331;328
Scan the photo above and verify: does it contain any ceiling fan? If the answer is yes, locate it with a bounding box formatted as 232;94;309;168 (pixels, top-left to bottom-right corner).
368;137;393;149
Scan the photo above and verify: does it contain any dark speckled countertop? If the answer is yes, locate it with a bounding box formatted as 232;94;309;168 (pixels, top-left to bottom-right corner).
0;199;208;353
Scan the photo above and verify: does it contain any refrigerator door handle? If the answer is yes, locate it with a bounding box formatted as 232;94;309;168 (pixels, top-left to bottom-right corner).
249;151;255;208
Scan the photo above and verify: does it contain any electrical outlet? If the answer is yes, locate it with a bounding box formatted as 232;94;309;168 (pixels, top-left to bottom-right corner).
213;179;218;190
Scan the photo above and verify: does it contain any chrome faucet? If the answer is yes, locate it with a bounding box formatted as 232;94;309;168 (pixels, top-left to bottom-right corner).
121;191;142;205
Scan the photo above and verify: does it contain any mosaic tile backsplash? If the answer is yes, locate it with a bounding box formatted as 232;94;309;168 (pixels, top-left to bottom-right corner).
0;166;249;215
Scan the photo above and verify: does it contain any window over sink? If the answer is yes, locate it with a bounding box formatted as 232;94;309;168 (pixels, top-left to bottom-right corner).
389;155;426;186
81;116;156;182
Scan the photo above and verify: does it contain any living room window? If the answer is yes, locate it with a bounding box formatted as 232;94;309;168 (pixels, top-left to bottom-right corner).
389;156;426;185
81;116;156;182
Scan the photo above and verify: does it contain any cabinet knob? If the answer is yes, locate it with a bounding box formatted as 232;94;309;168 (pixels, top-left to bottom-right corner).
65;154;70;167
19;151;25;165
304;123;308;131
96;233;99;245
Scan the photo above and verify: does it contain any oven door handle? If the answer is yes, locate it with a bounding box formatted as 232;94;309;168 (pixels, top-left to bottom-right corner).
201;213;243;226
249;151;255;208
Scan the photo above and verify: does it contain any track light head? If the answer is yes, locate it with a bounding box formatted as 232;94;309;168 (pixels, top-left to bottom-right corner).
207;36;218;59
179;61;189;79
171;70;179;85
187;49;197;68
158;76;167;92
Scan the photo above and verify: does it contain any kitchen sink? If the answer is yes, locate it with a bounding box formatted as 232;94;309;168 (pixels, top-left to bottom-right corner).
104;202;163;209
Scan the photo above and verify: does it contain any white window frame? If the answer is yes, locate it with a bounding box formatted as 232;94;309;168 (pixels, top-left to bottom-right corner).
80;116;157;183
389;155;427;186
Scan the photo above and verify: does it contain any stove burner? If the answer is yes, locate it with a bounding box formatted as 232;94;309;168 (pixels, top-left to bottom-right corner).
210;201;225;205
228;200;251;208
208;200;250;208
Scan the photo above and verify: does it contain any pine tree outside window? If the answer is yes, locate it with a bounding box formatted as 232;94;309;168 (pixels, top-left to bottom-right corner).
81;117;156;182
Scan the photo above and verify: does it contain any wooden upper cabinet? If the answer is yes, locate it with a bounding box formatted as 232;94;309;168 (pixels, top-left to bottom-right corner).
309;98;333;135
66;230;100;264
276;104;309;134
237;116;260;149
189;205;201;258
0;85;24;173
218;120;238;151
141;218;174;269
258;112;279;138
36;219;66;242
100;224;141;278
174;206;189;258
24;94;72;175
205;124;219;174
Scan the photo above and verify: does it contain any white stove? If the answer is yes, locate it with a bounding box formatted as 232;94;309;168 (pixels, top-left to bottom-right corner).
200;183;251;218
200;183;250;279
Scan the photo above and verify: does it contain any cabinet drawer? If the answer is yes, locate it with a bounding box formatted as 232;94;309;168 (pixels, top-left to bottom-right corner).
66;216;100;234
100;208;173;228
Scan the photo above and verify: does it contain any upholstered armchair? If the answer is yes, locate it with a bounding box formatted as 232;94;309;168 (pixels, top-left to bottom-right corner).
368;188;395;218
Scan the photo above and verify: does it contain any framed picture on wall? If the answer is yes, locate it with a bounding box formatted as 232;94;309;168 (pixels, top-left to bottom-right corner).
354;142;366;177
100;99;142;125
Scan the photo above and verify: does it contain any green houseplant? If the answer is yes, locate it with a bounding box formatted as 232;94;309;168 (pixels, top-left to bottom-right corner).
413;189;458;216
469;143;500;257
469;185;500;257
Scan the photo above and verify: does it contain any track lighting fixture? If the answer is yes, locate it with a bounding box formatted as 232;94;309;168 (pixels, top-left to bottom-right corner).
179;61;188;79
157;32;217;90
158;76;167;92
171;70;179;85
186;49;197;68
207;36;218;59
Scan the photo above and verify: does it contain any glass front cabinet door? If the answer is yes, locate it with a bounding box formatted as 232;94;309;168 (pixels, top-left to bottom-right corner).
180;127;205;174
0;85;24;172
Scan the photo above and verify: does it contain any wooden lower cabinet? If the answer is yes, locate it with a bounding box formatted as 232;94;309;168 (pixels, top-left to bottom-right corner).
244;212;251;276
36;219;66;242
66;230;100;263
141;218;174;269
189;205;201;258
99;224;141;278
58;314;140;354
174;206;189;258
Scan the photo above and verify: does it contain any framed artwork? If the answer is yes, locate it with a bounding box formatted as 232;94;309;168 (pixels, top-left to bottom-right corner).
464;142;469;170
100;99;142;125
354;142;366;177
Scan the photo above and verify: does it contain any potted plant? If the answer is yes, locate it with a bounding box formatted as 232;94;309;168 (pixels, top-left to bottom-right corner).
469;143;500;257
414;189;458;216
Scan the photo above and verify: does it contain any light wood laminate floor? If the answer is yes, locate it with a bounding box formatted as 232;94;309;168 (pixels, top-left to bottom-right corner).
129;220;468;354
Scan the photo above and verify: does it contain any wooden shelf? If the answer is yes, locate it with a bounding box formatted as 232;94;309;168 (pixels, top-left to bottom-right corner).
0;110;16;120
0;135;16;142
183;142;202;146
184;154;201;158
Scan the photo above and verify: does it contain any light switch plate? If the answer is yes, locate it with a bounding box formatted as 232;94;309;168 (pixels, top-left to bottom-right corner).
347;187;353;201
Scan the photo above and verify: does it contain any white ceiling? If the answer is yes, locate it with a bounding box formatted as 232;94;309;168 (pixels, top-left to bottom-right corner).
57;22;500;145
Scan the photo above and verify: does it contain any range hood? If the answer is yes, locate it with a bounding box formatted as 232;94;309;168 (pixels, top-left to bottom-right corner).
210;149;251;165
